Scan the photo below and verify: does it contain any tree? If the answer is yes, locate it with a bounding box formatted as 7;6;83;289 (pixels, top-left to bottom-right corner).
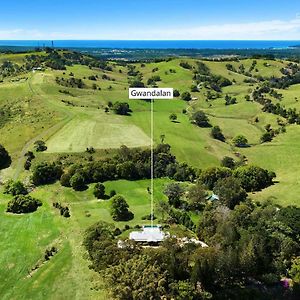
181;91;192;101
0;144;11;169
163;183;184;208
173;89;180;97
213;177;247;209
7;195;42;214
34;140;47;152
93;183;105;199
260;132;273;143
3;180;28;196
105;255;168;300
199;167;232;189
192;111;211;127
169;113;177;122
32;162;63;185
187;181;207;211
211;126;225;141
113;102;131;115
233;165;276;192
232;135;248;147
70;173;86;191
221;156;236;169
110;195;133;221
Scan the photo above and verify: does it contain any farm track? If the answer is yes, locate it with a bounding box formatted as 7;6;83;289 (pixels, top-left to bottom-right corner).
13;73;75;180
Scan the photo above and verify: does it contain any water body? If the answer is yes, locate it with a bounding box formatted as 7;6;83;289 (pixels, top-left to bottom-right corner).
0;40;299;49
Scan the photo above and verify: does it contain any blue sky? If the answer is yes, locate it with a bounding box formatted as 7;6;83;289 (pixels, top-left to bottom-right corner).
1;0;300;39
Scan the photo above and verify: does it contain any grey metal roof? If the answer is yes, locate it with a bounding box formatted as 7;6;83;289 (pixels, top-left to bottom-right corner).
129;225;167;242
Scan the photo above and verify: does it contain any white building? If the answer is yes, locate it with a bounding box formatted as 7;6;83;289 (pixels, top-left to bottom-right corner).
129;225;168;243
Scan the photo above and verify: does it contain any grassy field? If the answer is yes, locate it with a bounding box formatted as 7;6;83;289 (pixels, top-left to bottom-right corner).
1;52;300;298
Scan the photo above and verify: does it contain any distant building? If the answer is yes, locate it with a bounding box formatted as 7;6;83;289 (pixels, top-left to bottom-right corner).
129;225;168;243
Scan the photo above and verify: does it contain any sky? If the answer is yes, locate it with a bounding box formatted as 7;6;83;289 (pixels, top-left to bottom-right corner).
1;0;300;40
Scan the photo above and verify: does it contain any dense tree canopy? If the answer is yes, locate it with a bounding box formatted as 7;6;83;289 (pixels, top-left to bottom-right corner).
7;195;42;214
0;144;11;169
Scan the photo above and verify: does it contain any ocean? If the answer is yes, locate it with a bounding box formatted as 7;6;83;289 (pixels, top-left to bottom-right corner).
0;40;299;50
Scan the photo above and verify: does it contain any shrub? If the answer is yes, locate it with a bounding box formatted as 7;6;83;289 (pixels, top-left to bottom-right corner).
94;183;105;199
3;180;28;196
181;91;192;101
7;195;42;214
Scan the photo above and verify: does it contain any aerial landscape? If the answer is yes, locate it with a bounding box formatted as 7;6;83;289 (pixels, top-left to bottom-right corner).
1;1;300;300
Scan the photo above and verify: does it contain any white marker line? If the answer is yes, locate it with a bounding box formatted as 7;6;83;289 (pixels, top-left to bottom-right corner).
151;98;154;228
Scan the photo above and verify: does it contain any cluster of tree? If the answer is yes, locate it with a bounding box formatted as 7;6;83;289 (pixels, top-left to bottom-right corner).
199;165;275;192
32;162;63;186
52;202;70;218
194;62;232;92
7;195;42;214
55;76;85;89
225;94;237;105
3;180;27;196
271;66;300;89
252;85;300;124
112;102;131;115
0;144;11;170
179;61;192;69
56;145;196;191
260;123;282;143
147;75;161;85
25;50;101;71
0;60;22;77
191;111;211;127
197;202;300;298
84;200;300;300
24;151;35;170
110;195;134;221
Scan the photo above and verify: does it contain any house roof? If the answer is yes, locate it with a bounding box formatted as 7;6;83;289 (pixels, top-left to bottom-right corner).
129;225;168;242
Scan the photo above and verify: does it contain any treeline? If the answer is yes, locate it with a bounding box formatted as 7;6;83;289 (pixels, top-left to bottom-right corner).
55;76;85;88
31;144;196;191
193;61;232;92
252;85;300;124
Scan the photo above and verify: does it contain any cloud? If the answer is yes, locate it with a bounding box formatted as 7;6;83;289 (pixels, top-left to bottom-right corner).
137;18;300;40
1;17;300;40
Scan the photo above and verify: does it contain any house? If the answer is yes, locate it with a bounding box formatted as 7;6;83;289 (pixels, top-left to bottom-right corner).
206;193;219;201
129;225;169;243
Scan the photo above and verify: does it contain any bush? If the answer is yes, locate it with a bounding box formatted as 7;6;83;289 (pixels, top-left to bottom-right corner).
7;195;42;214
113;102;131;115
110;195;134;221
211;126;225;141
110;190;116;198
181;91;192;101
93;183;105;199
232;135;248;147
192;111;211;127
173;89;180;97
0;144;11;169
169;113;177;122
34;140;47;152
3;180;28;196
221;156;236;169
